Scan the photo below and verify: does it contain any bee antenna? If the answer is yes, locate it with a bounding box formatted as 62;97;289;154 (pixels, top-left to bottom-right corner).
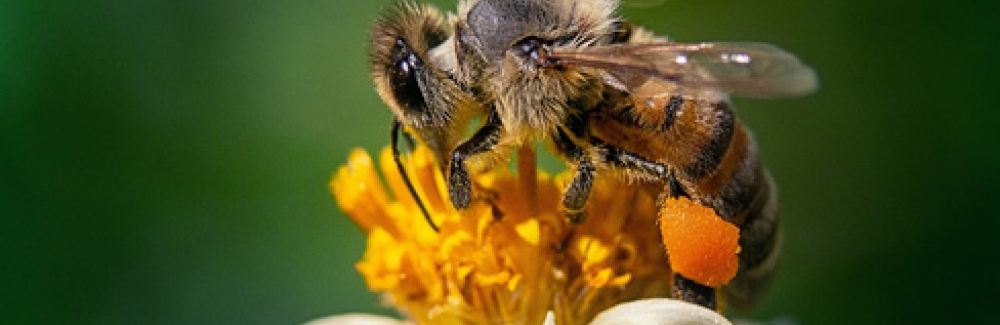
391;120;440;232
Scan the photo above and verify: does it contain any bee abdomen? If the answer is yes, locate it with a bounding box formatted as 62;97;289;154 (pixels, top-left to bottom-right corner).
724;190;780;309
719;160;781;310
687;121;780;310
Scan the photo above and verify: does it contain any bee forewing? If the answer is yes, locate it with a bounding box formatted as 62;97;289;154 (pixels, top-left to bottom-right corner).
550;42;818;98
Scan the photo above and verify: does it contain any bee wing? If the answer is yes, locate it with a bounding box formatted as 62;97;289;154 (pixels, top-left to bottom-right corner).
549;42;818;98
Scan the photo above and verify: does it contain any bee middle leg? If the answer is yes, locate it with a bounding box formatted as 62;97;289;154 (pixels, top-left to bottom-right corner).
448;110;503;209
555;131;677;222
553;126;595;222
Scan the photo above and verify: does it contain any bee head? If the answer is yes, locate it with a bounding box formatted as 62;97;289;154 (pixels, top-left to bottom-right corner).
369;2;474;162
457;0;619;140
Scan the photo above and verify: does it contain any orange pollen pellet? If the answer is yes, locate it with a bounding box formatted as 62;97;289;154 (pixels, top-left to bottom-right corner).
659;197;741;287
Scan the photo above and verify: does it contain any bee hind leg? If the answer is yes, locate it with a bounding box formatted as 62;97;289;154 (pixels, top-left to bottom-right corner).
597;141;721;310
599;142;669;180
555;130;721;309
665;172;719;310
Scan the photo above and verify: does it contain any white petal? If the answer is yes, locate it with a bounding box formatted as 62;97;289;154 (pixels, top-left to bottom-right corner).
303;314;412;325
589;298;733;325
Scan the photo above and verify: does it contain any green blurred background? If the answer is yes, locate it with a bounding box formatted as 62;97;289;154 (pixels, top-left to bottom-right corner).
3;0;997;324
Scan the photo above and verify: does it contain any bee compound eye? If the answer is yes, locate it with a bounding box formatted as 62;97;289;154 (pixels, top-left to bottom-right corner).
514;37;539;55
389;39;428;114
513;37;551;67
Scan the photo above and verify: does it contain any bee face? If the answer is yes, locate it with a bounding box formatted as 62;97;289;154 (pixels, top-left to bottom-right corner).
369;4;446;125
368;3;474;161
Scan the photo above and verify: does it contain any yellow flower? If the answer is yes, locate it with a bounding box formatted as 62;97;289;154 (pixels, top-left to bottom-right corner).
330;145;701;324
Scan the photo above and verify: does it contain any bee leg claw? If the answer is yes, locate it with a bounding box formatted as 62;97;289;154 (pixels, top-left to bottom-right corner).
565;209;587;223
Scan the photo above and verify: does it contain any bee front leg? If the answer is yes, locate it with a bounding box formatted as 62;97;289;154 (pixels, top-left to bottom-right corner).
448;110;503;209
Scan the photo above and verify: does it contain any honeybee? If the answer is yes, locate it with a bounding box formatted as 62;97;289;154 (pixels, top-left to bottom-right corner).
367;0;817;311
